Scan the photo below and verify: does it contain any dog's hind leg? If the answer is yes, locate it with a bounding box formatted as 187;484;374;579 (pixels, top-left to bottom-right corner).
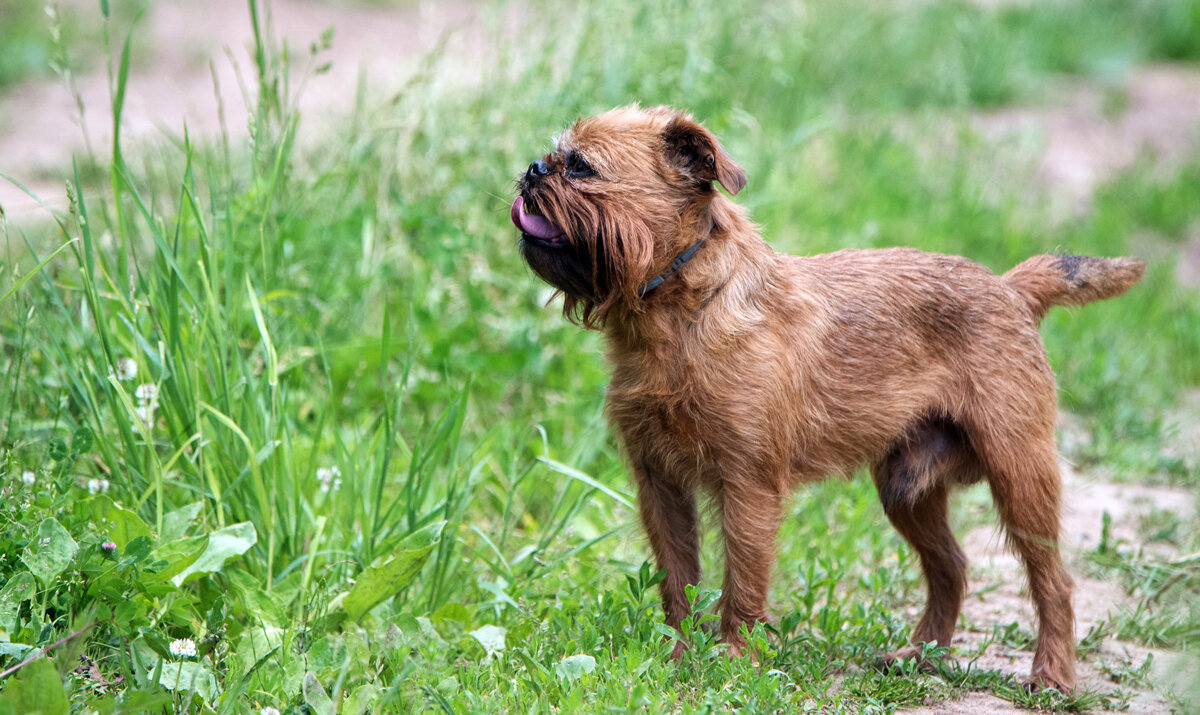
975;433;1076;691
873;418;978;666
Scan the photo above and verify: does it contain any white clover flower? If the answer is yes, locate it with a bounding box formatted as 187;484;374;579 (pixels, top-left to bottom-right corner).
116;358;138;381
21;471;36;487
135;404;156;426
317;466;342;493
134;383;158;403
169;638;197;658
261;708;281;715
87;478;110;495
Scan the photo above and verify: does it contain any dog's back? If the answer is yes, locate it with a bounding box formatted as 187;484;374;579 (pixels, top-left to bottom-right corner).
771;248;1042;478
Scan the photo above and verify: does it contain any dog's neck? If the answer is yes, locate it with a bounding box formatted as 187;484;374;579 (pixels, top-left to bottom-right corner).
606;198;777;350
637;230;711;298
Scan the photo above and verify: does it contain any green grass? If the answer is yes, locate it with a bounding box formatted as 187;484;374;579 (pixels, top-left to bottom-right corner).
0;2;105;91
1;0;1199;711
0;3;58;89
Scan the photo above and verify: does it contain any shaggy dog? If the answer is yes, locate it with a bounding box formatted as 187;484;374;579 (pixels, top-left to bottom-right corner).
511;106;1144;690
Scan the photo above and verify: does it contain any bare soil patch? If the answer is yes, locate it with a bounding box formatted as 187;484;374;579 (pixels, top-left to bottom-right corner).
900;463;1195;714
0;0;481;219
971;66;1200;215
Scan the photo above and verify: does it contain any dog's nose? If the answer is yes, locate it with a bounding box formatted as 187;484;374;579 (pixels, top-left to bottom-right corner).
527;160;550;181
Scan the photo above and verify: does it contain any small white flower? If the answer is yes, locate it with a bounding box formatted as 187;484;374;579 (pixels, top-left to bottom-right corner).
317;466;342;493
87;478;110;495
134;383;158;403
116;358;138;381
21;471;36;487
135;404;156;425
261;708;281;715
169;638;197;658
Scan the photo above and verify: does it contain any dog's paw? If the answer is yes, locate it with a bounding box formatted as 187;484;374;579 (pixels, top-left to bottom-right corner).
1022;669;1074;694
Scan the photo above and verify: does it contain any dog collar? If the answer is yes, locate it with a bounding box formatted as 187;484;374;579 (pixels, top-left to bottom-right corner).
638;238;707;297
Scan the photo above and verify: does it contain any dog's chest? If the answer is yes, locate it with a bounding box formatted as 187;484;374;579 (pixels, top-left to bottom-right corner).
606;346;772;482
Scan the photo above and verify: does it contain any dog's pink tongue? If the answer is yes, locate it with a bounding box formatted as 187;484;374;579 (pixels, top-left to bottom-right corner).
510;196;564;240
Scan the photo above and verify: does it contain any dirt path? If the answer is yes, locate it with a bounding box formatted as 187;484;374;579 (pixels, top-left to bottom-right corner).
5;3;1199;221
971;66;1200;216
0;0;482;220
900;461;1196;714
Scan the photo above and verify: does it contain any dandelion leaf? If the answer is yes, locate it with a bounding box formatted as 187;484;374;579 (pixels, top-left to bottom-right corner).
160;502;202;544
343;521;445;622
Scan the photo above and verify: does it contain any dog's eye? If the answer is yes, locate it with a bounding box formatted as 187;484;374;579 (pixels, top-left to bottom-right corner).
567;154;596;179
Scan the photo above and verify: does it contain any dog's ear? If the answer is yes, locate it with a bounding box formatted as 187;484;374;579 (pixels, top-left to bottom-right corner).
661;115;747;195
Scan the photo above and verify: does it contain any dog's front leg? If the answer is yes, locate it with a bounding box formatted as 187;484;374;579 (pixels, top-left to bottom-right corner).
717;478;783;658
633;465;701;660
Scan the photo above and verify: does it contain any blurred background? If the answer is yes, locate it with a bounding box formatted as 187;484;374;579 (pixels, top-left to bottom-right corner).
1;0;1198;712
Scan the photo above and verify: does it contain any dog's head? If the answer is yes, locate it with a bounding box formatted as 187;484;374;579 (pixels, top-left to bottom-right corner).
511;106;746;328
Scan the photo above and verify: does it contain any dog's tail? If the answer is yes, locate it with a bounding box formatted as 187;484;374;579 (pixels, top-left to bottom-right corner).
1003;254;1145;321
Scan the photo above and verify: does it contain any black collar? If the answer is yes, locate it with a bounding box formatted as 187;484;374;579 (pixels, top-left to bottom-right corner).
638;234;709;297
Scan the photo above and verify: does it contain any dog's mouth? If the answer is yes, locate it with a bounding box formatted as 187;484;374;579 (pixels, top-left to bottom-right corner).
511;196;566;246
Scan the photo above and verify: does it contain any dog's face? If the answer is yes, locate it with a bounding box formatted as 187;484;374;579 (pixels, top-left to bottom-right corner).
511;106;746;327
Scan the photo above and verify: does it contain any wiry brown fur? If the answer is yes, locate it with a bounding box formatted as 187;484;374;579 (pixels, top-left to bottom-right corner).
514;106;1145;692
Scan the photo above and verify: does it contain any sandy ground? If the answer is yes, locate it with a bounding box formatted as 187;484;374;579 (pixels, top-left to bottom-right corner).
0;0;483;219
912;463;1196;713
5;3;1200;218
2;2;1199;712
972;66;1200;216
896;406;1199;714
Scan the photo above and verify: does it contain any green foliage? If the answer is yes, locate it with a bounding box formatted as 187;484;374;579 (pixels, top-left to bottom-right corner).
20;519;78;587
343;521;444;621
0;658;68;715
0;0;1198;711
0;2;56;88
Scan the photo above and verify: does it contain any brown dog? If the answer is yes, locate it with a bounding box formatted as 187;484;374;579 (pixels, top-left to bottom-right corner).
510;106;1144;691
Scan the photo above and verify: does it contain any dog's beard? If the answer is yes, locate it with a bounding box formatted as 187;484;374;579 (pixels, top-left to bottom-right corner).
521;237;607;300
513;179;660;328
514;191;611;302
